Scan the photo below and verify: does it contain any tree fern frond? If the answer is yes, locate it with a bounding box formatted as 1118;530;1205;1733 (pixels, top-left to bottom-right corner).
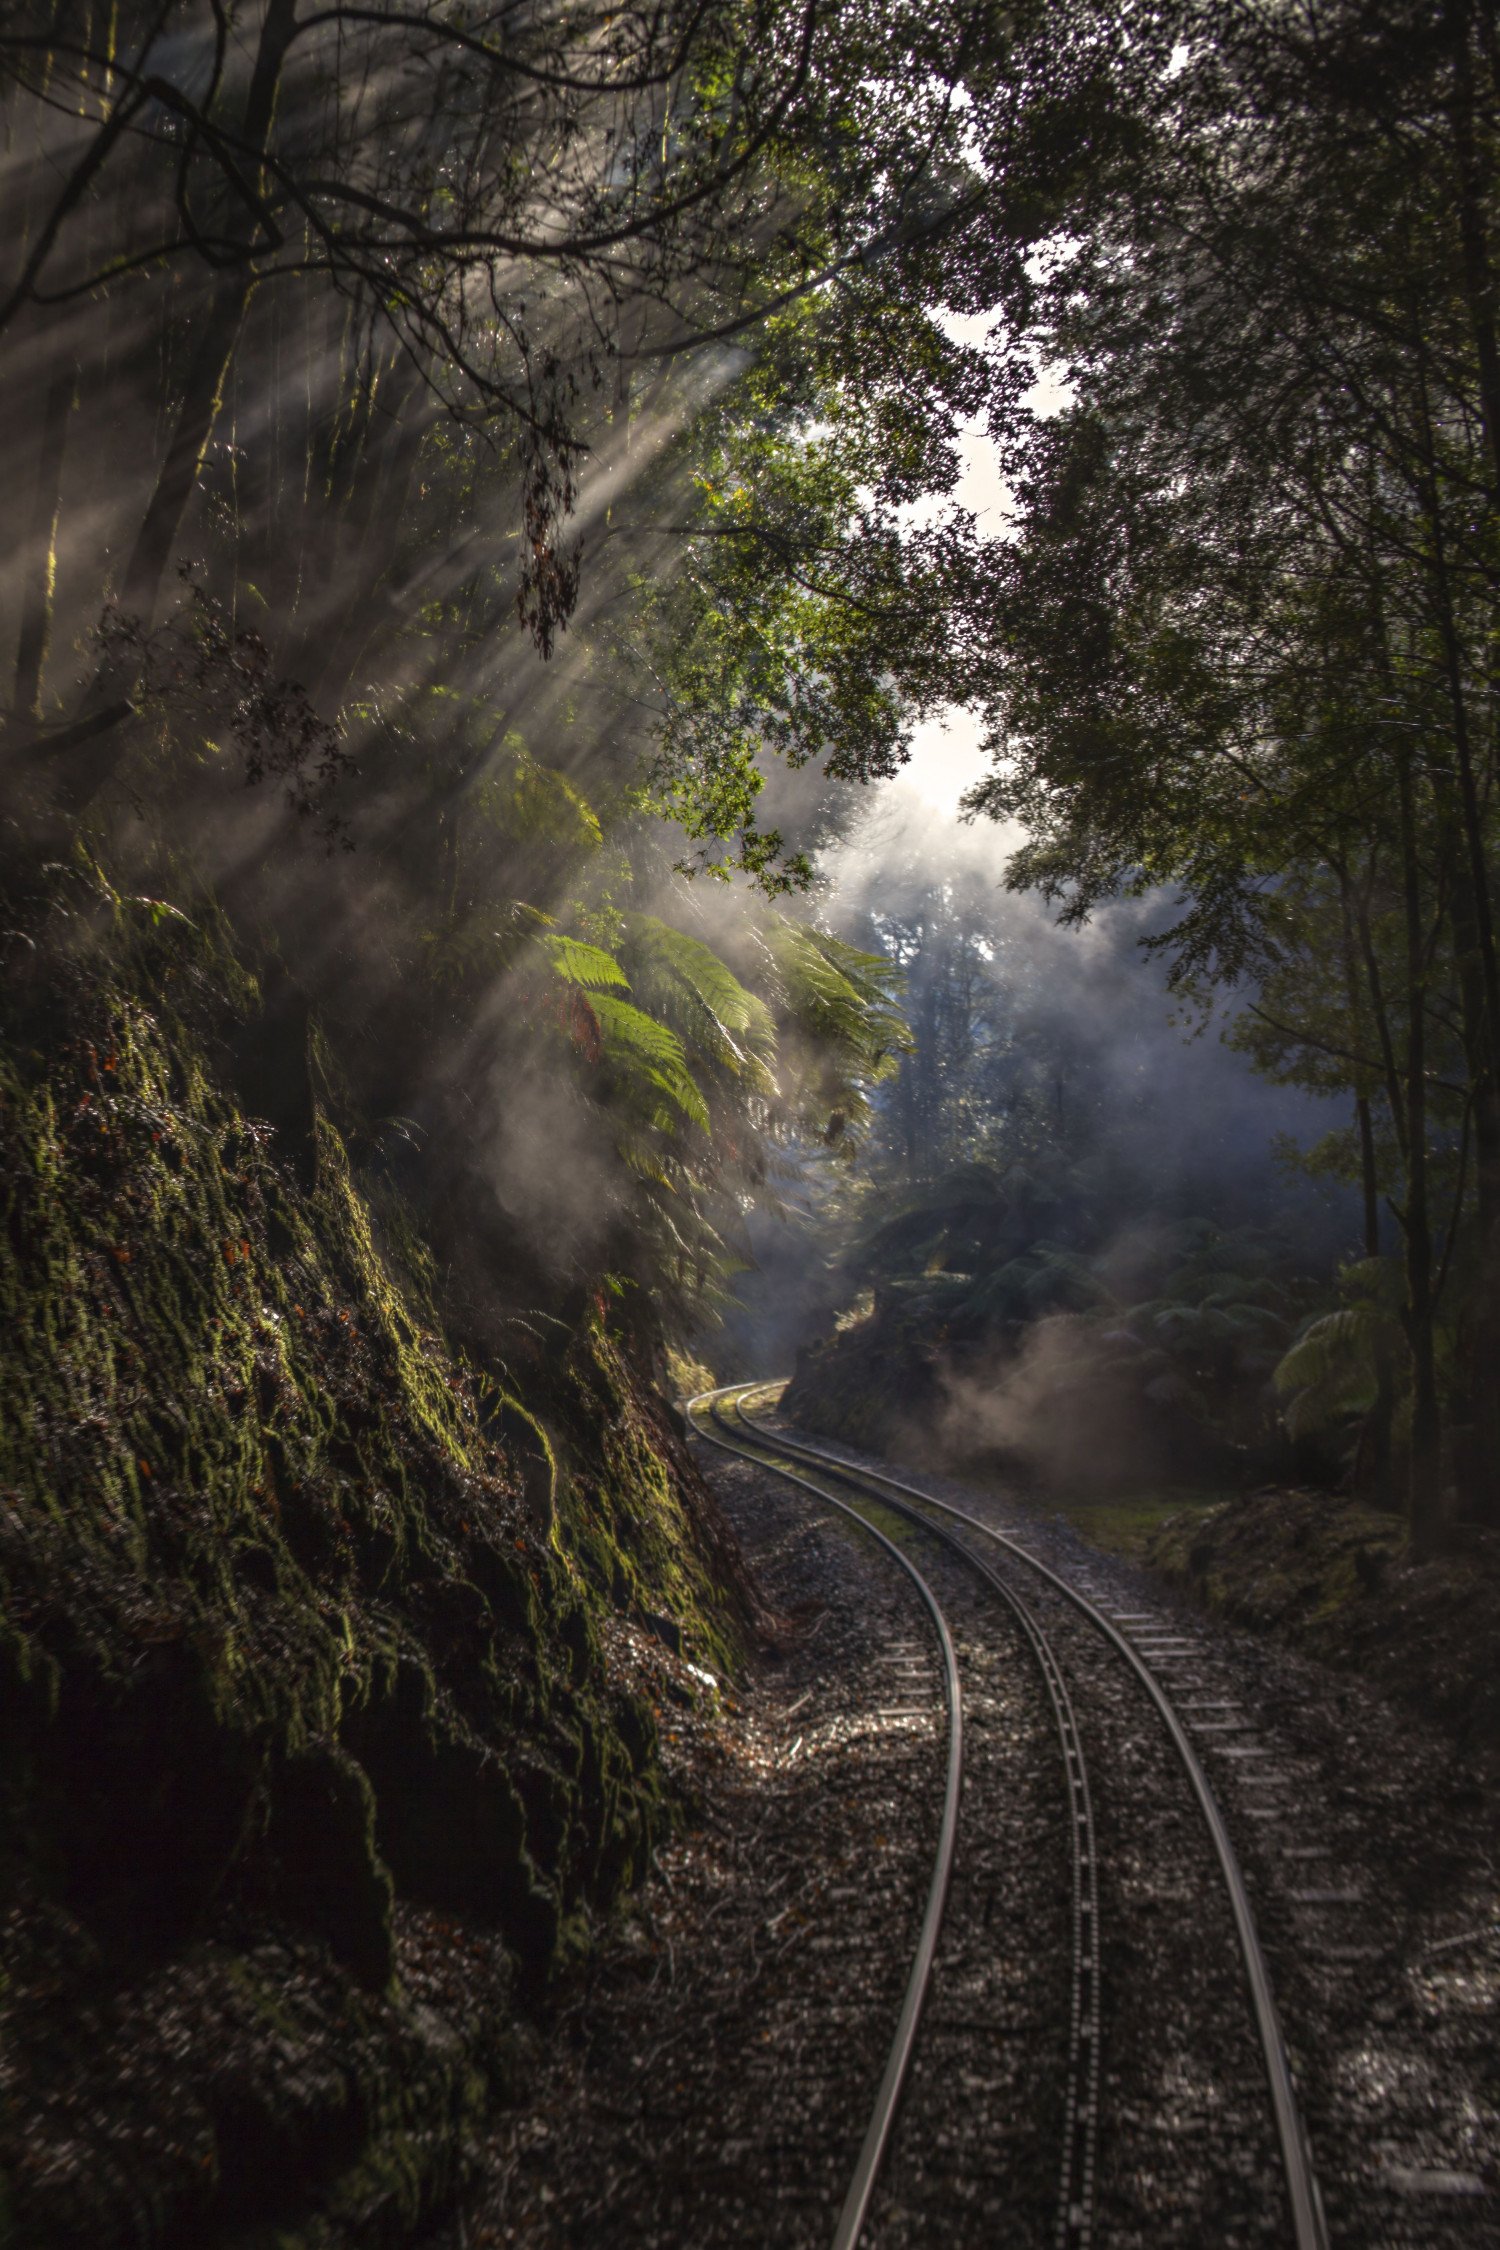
1274;1307;1374;1397
591;992;711;1134
621;914;777;1089
540;933;630;991
771;916;912;1073
768;915;914;1150
1272;1307;1377;1438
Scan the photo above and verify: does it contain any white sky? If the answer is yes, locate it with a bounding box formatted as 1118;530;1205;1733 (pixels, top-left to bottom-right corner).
900;706;989;817
891;318;1072;819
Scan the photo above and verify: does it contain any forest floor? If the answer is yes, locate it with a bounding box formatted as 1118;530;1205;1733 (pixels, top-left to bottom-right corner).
1025;1480;1500;1768
427;1441;966;2248
430;1433;1500;2250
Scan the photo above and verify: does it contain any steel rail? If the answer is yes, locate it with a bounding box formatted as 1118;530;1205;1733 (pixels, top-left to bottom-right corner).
733;1387;1331;2250
712;1384;1102;2250
686;1389;964;2250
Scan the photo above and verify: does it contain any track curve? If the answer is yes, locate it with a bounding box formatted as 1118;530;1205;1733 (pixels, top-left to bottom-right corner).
722;1383;1330;2250
688;1388;964;2249
691;1385;1103;2250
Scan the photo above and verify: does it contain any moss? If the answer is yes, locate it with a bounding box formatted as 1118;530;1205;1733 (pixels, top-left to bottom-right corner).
1040;1487;1225;1565
547;1313;746;1683
664;1345;716;1399
0;859;745;2245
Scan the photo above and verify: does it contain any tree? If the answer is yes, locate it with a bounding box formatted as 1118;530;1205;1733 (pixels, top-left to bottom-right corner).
2;0;1022;1384
958;0;1500;1539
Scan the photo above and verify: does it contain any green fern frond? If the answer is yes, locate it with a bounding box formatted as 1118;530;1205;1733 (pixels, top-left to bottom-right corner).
540;934;631;992
767;916;913;1150
1274;1307;1374;1396
474;744;603;853
1272;1307;1377;1438
591;992;711;1134
771;917;912;1074
622;914;776;1089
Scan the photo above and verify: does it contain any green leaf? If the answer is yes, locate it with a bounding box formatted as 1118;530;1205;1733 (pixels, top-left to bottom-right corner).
540;934;630;992
621;914;776;1089
591;992;711;1134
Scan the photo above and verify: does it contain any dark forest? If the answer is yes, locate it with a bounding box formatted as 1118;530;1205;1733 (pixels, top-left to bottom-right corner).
1;4;1497;2244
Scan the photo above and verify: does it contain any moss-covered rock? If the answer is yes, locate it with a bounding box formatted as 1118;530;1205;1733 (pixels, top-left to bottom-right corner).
0;858;748;2244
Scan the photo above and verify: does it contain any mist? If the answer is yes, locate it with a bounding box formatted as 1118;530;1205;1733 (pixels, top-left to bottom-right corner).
716;725;1359;1380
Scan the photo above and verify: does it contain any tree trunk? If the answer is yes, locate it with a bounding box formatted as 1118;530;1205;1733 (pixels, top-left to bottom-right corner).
1425;695;1500;1530
1447;2;1500;511
48;0;301;815
119;274;253;628
291;351;431;705
1396;753;1443;1550
1354;1089;1399;1510
1412;343;1500;1523
13;360;73;717
123;0;300;627
1340;871;1396;1508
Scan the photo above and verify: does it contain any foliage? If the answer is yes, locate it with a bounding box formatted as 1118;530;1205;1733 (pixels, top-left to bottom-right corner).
631;340;985;882
0;0;1000;1413
0;863;681;1893
950;0;1500;1532
762;917;912;1152
1275;1310;1380;1444
787;1181;1323;1487
517;900;912;1329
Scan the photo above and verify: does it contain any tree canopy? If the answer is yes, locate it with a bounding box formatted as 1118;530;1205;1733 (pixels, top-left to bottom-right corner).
4;0;1498;1538
954;0;1500;1539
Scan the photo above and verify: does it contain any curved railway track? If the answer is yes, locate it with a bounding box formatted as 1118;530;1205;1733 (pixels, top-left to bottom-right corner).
688;1381;1329;2250
695;1392;966;2250
691;1385;1101;2250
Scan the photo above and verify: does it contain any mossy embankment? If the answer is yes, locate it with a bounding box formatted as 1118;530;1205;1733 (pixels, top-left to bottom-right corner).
1145;1488;1500;1760
0;859;749;2246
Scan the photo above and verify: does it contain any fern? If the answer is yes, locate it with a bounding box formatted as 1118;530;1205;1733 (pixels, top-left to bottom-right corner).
1022;1243;1114;1313
771;918;909;1069
539;933;630;991
1273;1307;1377;1438
621;914;776;1090
590;992;711;1135
768;916;912;1150
422;902;543;991
467;735;603;854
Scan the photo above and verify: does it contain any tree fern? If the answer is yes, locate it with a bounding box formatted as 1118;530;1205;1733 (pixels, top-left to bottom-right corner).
421;899;550;992
620;914;776;1091
771;917;909;1070
538;933;630;992
588;992;711;1136
1273;1307;1378;1439
768;915;912;1150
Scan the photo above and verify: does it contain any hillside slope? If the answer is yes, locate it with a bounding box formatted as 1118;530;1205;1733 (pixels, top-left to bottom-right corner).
0;857;747;2246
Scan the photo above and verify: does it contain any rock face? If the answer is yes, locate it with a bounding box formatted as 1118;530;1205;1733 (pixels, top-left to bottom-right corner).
0;869;747;2245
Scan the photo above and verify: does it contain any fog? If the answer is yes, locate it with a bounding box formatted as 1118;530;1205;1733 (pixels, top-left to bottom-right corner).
717;712;1359;1378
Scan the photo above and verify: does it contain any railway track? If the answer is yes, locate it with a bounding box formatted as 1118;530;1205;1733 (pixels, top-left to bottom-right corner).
688;1382;1330;2250
692;1385;1099;2249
